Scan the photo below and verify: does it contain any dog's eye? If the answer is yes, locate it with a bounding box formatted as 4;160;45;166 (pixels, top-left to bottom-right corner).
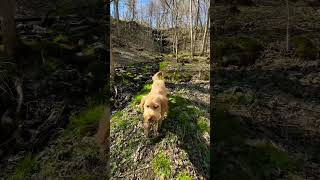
146;105;150;108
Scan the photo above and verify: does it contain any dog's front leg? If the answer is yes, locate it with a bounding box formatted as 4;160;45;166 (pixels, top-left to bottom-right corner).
156;119;163;136
143;121;150;137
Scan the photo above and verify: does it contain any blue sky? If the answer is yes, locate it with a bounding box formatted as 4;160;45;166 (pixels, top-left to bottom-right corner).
110;0;209;28
110;0;150;19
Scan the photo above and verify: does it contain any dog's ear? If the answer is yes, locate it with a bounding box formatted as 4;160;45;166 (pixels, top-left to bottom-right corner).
159;95;168;115
139;96;146;110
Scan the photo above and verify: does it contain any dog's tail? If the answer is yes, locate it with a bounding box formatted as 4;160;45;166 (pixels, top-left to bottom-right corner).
152;71;163;81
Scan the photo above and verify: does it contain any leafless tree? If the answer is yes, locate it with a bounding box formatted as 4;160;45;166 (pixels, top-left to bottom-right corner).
0;0;17;57
190;0;194;59
201;0;210;56
148;1;155;28
127;0;137;21
114;0;120;36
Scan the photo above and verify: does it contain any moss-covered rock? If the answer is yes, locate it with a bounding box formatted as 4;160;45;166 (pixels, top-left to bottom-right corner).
214;36;263;67
291;37;318;60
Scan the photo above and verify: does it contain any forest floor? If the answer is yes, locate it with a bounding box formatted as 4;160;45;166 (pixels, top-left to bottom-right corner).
109;21;210;179
1;0;109;179
212;3;320;180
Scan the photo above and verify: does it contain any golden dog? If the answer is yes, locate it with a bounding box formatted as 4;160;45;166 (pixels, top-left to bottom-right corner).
139;72;168;137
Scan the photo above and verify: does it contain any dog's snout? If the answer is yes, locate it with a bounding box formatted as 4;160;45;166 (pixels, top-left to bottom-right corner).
147;115;156;122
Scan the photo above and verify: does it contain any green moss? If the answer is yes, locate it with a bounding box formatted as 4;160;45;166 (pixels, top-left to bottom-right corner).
291;37;318;59
83;47;95;56
168;96;204;118
67;105;104;138
53;35;70;44
111;111;127;129
42;57;61;73
152;151;171;178
34;139;105;179
132;83;152;103
177;171;192;180
159;61;170;70
197;117;210;133
7;153;36;180
164;71;192;82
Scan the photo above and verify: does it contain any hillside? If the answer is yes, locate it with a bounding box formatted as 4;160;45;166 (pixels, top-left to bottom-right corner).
110;19;210;179
212;1;320;179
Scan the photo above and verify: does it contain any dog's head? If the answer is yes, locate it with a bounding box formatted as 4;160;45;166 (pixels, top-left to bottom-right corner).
139;94;168;136
139;95;167;122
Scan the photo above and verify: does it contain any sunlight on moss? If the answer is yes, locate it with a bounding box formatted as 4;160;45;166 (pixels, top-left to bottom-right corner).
152;151;171;178
160;61;170;70
164;71;192;82
177;171;192;180
111;111;127;129
132;83;152;103
197;117;210;133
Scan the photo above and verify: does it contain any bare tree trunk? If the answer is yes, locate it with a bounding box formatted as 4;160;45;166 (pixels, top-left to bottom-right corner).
190;0;194;59
114;0;120;37
175;9;179;61
171;4;175;55
286;0;290;51
0;0;17;57
201;5;210;56
193;0;200;54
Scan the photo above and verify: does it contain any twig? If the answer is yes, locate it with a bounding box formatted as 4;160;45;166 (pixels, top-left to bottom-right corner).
41;49;46;64
0;73;14;96
14;78;23;114
114;85;118;97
